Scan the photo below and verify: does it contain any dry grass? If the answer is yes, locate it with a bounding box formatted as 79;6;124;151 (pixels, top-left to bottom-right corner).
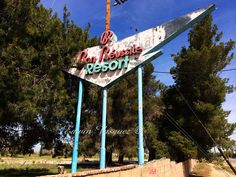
191;163;212;177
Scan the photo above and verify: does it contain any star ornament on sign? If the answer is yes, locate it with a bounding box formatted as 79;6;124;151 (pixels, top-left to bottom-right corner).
65;4;215;88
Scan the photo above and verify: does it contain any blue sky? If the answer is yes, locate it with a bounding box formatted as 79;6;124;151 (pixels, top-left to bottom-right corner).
41;0;236;139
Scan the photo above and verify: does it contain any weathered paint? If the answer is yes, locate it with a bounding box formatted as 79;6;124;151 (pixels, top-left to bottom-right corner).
100;88;107;169
65;4;215;88
71;80;83;173
138;66;144;165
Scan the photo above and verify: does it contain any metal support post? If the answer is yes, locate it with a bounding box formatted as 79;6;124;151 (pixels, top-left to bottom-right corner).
71;80;83;173
100;88;107;169
138;66;144;165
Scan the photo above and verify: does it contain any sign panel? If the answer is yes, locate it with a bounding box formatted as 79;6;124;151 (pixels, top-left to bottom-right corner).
65;4;215;88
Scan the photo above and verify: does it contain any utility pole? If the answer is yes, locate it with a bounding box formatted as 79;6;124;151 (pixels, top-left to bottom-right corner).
218;147;236;175
99;0;110;169
105;0;110;31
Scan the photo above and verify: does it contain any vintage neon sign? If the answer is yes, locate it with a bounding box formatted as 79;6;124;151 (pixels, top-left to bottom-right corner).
69;4;216;173
66;4;215;88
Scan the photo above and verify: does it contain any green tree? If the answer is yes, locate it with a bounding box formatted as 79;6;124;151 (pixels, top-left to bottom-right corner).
105;63;163;164
108;72;138;164
159;15;235;162
142;64;167;161
75;62;164;165
0;0;98;154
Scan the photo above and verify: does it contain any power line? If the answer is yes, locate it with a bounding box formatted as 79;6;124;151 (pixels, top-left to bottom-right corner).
50;0;56;9
220;60;236;109
165;113;231;177
153;68;236;74
142;88;210;158
222;68;236;72
164;112;210;159
124;68;233;147
142;91;211;160
173;85;218;146
172;85;236;175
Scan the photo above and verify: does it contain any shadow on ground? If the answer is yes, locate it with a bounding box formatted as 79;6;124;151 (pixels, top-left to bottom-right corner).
0;161;137;177
0;168;53;177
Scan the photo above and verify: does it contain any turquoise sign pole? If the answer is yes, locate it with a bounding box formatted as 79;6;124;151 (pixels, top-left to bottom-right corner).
100;88;107;169
71;80;83;173
138;66;144;165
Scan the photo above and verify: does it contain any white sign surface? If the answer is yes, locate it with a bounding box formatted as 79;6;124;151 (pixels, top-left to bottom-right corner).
65;4;215;88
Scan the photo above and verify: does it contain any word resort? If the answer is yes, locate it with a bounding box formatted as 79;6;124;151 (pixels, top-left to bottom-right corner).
75;31;143;75
85;56;129;75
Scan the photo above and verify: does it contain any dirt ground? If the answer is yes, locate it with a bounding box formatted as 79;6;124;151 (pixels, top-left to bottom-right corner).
209;164;235;177
192;162;235;177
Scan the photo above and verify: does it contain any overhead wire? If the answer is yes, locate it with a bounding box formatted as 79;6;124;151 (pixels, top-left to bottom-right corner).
142;83;232;177
216;58;236;109
142;91;232;177
132;68;228;148
164;112;232;177
173;85;218;146
152;66;235;146
140;87;210;158
172;85;236;175
50;0;56;9
153;68;236;74
61;0;234;168
164;112;210;159
221;59;236;109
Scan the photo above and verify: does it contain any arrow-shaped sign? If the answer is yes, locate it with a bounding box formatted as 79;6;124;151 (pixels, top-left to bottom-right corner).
65;4;215;88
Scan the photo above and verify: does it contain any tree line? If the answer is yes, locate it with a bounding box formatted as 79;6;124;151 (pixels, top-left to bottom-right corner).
0;0;235;164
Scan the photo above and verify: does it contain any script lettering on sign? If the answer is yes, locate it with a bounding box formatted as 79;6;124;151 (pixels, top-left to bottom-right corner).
65;4;215;88
75;31;143;76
